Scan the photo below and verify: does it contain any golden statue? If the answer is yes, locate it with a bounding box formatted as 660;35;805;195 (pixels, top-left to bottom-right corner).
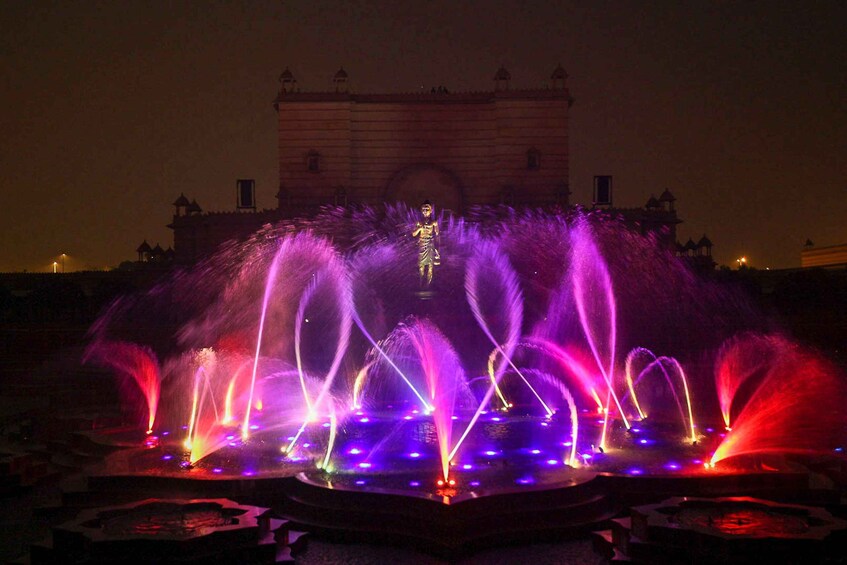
412;200;440;286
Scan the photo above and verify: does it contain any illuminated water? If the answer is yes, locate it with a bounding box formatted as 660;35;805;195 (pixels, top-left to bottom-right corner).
85;205;847;491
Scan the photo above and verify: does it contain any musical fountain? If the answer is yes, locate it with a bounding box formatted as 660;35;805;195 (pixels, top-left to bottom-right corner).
79;205;847;555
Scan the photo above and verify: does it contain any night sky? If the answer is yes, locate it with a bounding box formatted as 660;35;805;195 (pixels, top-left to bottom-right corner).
1;1;844;272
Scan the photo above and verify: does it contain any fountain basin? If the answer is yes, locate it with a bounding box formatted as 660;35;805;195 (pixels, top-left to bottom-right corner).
595;496;847;564
39;498;294;564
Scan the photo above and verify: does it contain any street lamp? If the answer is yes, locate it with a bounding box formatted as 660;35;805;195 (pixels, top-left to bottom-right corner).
53;261;58;274
61;253;66;273
735;256;747;269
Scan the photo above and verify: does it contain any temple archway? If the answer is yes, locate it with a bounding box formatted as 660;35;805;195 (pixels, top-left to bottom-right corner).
383;164;464;214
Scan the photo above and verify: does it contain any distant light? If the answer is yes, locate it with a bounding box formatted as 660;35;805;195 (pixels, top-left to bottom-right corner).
562;441;572;447
303;443;311;448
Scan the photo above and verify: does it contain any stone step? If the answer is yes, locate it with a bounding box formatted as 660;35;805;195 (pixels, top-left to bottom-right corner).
590;528;615;560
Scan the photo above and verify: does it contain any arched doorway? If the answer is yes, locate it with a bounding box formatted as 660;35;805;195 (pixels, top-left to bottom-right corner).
383;164;464;214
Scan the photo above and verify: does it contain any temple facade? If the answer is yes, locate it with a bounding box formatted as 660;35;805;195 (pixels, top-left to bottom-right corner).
274;65;572;215
167;65;685;264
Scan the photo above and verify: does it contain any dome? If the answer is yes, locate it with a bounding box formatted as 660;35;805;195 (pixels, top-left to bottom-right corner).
279;67;295;82
494;66;511;81
550;64;568;80
645;196;660;209
683;238;697;251
658;189;676;202
334;67;348;80
136;240;152;253
187;199;202;214
172;193;190;207
697;235;713;248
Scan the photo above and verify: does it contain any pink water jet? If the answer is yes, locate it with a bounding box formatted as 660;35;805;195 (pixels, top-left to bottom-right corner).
711;335;847;466
84;341;160;434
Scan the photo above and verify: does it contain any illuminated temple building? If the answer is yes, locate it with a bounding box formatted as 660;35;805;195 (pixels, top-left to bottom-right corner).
165;66;688;264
